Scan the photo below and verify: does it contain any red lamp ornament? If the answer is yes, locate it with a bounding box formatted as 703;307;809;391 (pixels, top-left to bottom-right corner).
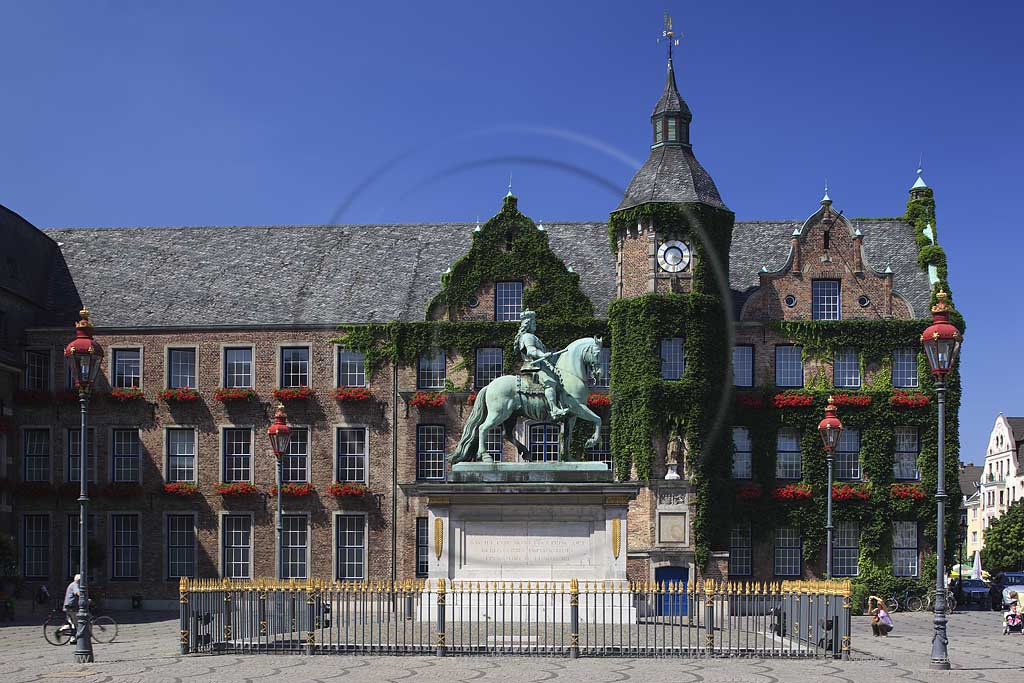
817;396;844;453
267;403;292;457
63;308;105;392
920;290;962;377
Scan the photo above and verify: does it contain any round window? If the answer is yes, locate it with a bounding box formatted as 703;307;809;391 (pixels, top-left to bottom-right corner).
468;296;480;309
784;294;797;308
858;295;870;308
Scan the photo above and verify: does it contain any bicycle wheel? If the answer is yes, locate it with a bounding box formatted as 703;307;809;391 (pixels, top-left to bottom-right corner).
90;615;118;643
946;594;956;613
43;613;72;646
905;595;924;612
885;597;900;613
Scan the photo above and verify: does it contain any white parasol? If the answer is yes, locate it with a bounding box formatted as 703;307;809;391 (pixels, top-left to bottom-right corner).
971;550;982;580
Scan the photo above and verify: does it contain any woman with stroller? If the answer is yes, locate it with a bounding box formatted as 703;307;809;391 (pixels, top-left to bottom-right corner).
868;596;894;637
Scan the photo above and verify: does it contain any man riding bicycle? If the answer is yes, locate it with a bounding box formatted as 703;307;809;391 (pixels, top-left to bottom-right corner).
63;574;81;641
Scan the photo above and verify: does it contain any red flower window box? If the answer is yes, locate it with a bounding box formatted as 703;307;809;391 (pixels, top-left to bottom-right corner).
772;483;812;501
269;483;315;497
586;393;611;408
771;393;814;408
890;391;930;409
215;482;259;496
160;388;201;402
334;387;371;402
831;393;872;407
273;387;316;401
409;391;445;408
736;484;763;500
891;483;927;500
832;483;872;500
213;388;257;402
109;387;145;402
162;482;198;497
326;482;368;498
735;393;765;409
102;482;144;498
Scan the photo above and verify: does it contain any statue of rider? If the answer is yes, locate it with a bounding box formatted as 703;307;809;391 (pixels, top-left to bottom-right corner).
515;310;567;419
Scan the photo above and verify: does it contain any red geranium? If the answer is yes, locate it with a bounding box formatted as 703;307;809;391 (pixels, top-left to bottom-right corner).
891;483;927;500
273;386;316;401
326;482;368;498
736;484;763;500
213;387;257;402
109;387;146;402
162;482;198;497
832;483;872;500
160;388;201;402
215;482;259;496
467;392;478;405
268;482;315;497
772;483;813;501
334;387;371;402
890;391;930;409
831;393;872;407
735;393;765;409
409;391;445;408
771;393;814;408
586;393;611;408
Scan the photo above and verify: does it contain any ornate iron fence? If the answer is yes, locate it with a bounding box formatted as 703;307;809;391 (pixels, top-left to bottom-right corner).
179;578;851;658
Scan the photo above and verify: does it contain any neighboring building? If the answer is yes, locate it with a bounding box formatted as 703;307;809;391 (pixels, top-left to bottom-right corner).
976;415;1024;551
958;463;982;562
4;45;959;607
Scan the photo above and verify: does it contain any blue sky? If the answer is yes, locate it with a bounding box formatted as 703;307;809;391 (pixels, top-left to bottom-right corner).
1;1;1020;463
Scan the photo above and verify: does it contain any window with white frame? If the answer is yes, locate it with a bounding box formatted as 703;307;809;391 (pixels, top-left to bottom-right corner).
775;429;802;479
222;428;252;482
112;348;141;388
836;429;861;480
832;521;860;577
280;346;309;388
337;349;366;387
23;429;50;482
67;514;95;579
893;427;920;480
585;425;612;468
590;347;611;389
66;428;96;483
283;427;308;483
660;337;685;380
335;514;365;580
23;514;49;579
281;515;308;579
729;523;752;576
222;514;251;579
475;348;504;389
167;514;195;579
415;518;429;577
893;521;919;577
732;427;752;479
24;350;50;391
417;349;446;390
775;346;804;387
529;423;559;462
484;426;504;461
892;348;919;388
111;429;140;483
166;429;195;482
167;348;196;389
812;280;841;320
416;425;445;480
111;513;140;580
833;348;861;389
336;427;367;483
495;281;524;321
223;347;253;388
774;526;801;577
733;345;754;387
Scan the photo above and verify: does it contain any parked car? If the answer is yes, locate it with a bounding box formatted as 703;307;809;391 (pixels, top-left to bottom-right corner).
959;579;990;604
994;572;1024;608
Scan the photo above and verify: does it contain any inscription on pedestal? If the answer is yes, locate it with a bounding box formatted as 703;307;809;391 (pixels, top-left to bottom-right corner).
463;521;592;569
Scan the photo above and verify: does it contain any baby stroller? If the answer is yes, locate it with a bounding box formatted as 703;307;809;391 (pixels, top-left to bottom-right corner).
1003;610;1023;635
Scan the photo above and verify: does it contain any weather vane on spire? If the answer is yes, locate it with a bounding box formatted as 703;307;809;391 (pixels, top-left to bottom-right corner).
659;10;681;66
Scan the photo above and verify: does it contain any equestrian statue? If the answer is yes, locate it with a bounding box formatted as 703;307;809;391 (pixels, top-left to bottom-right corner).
448;310;604;464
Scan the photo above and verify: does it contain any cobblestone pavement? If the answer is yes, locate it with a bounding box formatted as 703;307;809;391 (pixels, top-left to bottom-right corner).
1;605;1020;682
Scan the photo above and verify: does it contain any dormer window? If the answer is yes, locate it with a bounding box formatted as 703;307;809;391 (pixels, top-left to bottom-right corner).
667;117;677;141
654;118;664;144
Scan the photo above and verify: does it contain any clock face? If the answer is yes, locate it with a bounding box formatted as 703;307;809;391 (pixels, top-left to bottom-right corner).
657;240;691;273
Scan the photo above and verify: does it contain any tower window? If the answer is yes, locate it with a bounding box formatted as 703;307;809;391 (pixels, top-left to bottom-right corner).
667;117;677;141
654;118;664;144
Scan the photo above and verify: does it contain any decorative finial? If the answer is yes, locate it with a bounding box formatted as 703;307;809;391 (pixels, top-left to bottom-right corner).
912;154;928;190
821;177;831;205
75;308;94;329
474;216;481;233
505;173;513;198
659;10;681;67
537;219;545;232
931;289;952;313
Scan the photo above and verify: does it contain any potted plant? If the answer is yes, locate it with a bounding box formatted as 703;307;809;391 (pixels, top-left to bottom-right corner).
268;482;315;497
214;482;259;496
409;391;445;408
272;386;316;401
162;482;198;497
160;387;201;402
108;387;146;402
213;388;258;402
326;482;368;498
334;387;371;402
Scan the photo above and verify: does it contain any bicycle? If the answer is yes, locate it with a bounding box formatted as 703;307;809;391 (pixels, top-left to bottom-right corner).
43;606;118;646
921;589;957;613
886;589;925;613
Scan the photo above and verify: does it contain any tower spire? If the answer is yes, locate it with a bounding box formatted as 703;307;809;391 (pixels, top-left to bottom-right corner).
912;154;928;190
660;10;680;70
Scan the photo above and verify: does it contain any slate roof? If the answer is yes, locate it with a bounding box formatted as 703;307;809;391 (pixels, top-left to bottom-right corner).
959;465;983;498
38;215;932;330
614;145;727;212
1007;417;1024;445
652;61;691;120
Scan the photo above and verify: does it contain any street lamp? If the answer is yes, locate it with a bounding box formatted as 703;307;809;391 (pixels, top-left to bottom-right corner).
63;308;104;664
818;396;843;580
920;290;962;671
267;404;291;580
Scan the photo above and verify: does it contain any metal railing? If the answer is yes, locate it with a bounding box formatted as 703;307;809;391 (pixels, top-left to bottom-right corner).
179;577;851;659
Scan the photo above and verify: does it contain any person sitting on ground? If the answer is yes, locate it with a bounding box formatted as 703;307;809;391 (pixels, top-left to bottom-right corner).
868;596;894;637
1004;603;1023;635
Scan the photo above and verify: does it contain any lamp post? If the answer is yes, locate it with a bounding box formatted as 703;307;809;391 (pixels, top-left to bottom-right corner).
818;396;843;580
920;290;963;671
267;404;291;580
63;308;104;664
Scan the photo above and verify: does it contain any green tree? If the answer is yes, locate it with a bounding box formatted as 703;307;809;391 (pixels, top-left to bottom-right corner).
981;499;1024;573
